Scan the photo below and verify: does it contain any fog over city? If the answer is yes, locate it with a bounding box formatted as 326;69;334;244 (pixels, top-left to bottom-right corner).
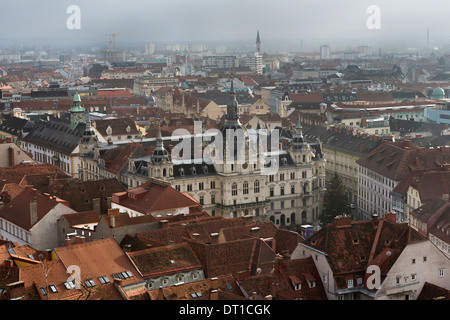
3;0;450;52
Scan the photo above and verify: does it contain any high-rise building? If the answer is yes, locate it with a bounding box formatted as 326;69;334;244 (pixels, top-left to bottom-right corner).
320;45;331;59
202;55;238;69
243;52;263;75
145;43;155;55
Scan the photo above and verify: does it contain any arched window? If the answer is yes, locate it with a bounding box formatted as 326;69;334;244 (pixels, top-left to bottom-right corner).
232;183;238;196
243;181;249;195
163;168;167;177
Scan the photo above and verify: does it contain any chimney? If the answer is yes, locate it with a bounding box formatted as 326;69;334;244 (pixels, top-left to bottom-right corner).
210;277;219;290
252;292;258;300
264;295;273;300
113;277;123;287
8;146;14;167
372;213;379;226
107;208;120;216
107;196;112;209
384;212;397;223
6;281;25;300
209;289;219;300
334;214;352;228
243;215;254;225
158;219;169;229
174;282;186;299
110;215;116;228
4;259;13;269
30;199;38;226
122;244;132;252
92;198;101;214
64;237;71;247
74;235;85;244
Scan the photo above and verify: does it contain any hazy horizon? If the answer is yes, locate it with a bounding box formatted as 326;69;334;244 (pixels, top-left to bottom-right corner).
2;0;450;52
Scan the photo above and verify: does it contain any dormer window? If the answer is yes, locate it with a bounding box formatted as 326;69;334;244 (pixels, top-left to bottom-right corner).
347;279;354;288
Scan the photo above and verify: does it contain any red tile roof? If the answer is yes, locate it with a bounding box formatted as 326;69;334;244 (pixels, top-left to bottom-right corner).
127;242;202;278
417;282;450;300
53;237;144;288
356;141;450;181
188;238;276;278
112;179;201;215
0;188;68;231
0;164;66;190
303;215;426;289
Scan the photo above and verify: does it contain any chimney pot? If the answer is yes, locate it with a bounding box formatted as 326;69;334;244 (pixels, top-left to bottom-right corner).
110;215;116;228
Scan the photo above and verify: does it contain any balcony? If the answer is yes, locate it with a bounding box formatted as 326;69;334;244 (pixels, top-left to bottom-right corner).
215;199;270;210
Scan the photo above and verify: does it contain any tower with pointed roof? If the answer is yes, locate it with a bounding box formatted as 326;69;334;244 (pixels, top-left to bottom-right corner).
256;30;261;53
291;114;314;165
70;91;85;130
152;123;169;165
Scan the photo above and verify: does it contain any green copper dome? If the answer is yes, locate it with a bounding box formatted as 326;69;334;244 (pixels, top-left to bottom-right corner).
73;91;81;102
432;86;445;100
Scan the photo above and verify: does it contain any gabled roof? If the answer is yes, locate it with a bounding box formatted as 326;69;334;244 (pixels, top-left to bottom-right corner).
92;118;139;137
302;215;427;279
0;188;70;231
53;237;144;288
112;179;200;215
277;257;328;300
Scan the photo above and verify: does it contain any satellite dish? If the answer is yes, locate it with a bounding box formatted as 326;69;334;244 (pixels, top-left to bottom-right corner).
256;268;262;274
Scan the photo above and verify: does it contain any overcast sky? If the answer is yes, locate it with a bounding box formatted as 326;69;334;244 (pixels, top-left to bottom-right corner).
2;0;450;50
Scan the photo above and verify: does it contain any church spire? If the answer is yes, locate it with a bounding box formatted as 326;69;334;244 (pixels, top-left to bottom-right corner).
156;121;163;148
256;30;261;53
226;75;239;122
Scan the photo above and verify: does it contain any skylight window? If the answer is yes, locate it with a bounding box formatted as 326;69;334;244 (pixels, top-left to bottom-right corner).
49;285;58;293
64;281;76;290
40;287;47;296
98;276;110;284
85;280;96;288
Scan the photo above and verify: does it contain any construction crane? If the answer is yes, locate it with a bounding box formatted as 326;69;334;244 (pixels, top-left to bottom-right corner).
105;33;136;62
